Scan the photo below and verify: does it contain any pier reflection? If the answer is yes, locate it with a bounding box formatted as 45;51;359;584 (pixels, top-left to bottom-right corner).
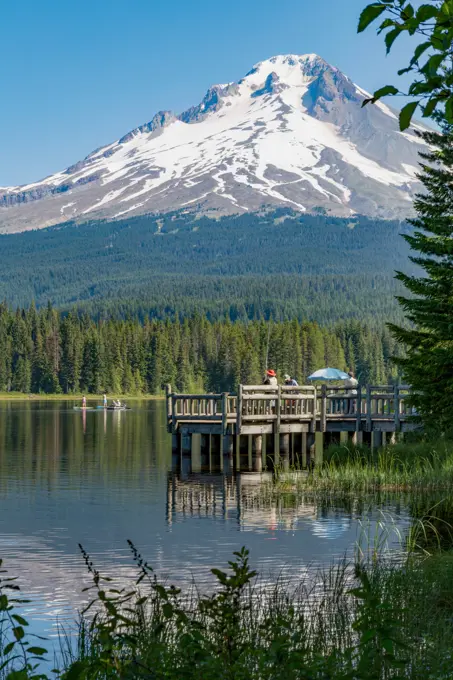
166;472;356;540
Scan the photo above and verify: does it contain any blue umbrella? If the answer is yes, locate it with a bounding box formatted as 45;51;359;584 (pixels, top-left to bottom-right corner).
308;367;349;381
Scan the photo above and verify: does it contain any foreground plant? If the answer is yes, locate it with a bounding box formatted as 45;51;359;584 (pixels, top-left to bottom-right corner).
4;540;453;678
0;559;48;679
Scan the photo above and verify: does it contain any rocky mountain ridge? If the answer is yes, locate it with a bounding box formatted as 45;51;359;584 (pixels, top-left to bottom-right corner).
0;54;428;232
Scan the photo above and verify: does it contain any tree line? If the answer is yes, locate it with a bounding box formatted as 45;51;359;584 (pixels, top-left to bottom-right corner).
0;303;401;395
0;209;412;326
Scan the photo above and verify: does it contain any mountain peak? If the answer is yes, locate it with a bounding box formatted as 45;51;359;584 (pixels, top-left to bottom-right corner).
241;53;331;89
253;53;327;68
0;54;428;231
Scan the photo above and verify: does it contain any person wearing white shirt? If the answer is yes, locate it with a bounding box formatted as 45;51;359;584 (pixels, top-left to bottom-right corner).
343;371;358;414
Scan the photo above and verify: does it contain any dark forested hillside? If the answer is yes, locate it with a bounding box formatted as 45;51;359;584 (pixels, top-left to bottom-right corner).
0;304;402;394
0;209;413;324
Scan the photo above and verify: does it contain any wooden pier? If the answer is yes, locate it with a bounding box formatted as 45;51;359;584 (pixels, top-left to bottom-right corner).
166;384;417;471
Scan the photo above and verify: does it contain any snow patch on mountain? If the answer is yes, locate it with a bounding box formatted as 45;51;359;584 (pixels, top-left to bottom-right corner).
0;54;429;232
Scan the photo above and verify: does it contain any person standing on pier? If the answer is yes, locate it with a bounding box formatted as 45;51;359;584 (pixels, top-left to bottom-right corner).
263;369;278;386
284;374;298;412
343;371;358;414
284;374;298;387
264;369;278;412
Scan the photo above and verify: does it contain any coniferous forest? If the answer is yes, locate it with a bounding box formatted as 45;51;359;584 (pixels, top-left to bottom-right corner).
0;303;401;394
0;209;412;394
0;209;414;325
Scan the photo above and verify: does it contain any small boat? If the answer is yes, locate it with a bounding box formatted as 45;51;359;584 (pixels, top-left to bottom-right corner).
96;404;131;411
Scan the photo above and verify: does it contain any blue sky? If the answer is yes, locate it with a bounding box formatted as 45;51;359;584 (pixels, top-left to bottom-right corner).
1;0;417;186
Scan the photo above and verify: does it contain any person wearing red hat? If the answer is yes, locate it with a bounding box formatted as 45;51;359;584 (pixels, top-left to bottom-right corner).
263;369;278;412
263;368;277;386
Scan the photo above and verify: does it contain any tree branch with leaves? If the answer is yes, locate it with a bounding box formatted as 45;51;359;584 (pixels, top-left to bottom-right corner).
358;1;453;129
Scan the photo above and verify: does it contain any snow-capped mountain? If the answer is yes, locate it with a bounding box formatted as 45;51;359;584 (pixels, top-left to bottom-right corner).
0;54;428;232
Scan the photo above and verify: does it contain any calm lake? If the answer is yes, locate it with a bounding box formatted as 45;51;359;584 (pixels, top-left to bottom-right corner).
0;400;414;641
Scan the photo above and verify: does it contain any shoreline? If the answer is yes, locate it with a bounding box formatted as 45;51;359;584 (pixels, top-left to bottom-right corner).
0;393;165;401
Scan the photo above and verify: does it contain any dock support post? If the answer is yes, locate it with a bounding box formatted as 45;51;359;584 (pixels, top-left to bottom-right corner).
235;435;241;471
181;431;192;456
265;434;274;469
394;384;400;433
372;431;383;450
301;433;307;469
171;433;180;471
366;386;372;432
211;434;221;471
347;431;358;446
321;385;327;433
237;435;248;472
362;431;372;447
180;430;192;479
307;433;316;468
191;433;201;473
292;433;303;469
315;432;324;467
223;434;234;475
274;385;282;468
279;434;290;471
252;435;263;473
201;434;210;471
166;384;172;432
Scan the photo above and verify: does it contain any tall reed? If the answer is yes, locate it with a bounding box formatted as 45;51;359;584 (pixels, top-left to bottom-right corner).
274;439;453;493
2;539;453;679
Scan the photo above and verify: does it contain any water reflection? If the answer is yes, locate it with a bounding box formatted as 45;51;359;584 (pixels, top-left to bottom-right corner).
0;400;414;640
167;473;356;539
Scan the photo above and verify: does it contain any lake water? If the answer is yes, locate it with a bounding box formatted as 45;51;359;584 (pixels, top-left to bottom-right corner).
0;400;414;642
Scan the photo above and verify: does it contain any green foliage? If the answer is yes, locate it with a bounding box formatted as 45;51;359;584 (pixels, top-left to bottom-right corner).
288;438;453;493
388;123;453;434
0;210;412;325
0;304;400;394
4;544;453;678
358;0;453;128
0;559;48;679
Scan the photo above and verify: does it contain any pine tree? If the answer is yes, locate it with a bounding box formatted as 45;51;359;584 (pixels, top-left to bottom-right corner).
388;122;453;433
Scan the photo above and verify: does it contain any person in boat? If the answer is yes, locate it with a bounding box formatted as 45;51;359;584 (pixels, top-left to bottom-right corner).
103;393;108;408
82;395;87;408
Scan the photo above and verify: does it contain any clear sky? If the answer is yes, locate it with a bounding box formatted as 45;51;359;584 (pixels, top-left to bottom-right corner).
1;0;418;186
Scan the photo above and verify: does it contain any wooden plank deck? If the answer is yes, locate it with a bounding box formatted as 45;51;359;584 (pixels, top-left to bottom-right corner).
166;384;417;436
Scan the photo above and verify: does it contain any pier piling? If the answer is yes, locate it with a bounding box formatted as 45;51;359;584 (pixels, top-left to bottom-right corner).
252;434;263;472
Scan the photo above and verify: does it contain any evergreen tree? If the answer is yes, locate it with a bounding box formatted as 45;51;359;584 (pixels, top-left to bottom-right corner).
345;337;356;374
389;123;453;433
0;301;396;395
0;305;12;391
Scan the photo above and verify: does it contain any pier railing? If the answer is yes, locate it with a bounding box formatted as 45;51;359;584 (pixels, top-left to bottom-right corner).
166;384;413;434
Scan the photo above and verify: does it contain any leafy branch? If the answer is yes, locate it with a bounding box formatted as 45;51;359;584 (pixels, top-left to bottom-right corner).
358;1;453;128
